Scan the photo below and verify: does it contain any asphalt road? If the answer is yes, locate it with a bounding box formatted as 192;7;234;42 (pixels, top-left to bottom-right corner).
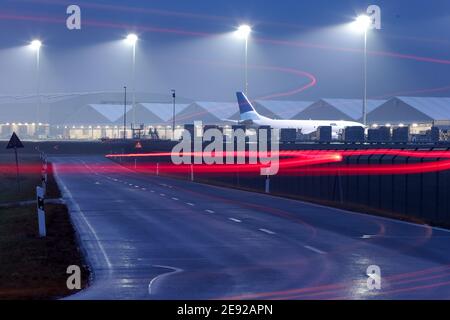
52;156;450;300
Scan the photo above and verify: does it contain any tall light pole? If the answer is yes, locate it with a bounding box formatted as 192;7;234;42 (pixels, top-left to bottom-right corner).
353;15;371;126
30;39;42;126
236;25;252;95
171;89;176;140
126;34;138;127
123;86;127;140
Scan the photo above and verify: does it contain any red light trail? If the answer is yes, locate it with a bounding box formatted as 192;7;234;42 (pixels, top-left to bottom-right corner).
104;149;450;176
3;150;448;177
182;60;318;100
156;60;317;123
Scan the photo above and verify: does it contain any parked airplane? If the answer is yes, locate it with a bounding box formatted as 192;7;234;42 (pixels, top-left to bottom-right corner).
234;92;364;137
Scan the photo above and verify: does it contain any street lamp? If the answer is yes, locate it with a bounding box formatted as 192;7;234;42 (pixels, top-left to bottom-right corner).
352;15;371;126
236;25;252;95
30;39;42;50
30;39;42;126
125;34;138;127
171;89;176;140
123;86;127;140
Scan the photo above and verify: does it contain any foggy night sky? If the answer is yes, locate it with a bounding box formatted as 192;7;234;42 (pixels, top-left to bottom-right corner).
0;0;449;101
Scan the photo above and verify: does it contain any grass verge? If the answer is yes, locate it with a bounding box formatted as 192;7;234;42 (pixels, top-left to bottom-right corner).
0;152;89;300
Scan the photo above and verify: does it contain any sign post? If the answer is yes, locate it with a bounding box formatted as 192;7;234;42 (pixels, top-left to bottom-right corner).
6;132;24;193
36;186;46;237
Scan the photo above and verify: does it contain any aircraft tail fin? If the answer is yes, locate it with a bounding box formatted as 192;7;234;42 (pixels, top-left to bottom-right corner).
236;92;261;121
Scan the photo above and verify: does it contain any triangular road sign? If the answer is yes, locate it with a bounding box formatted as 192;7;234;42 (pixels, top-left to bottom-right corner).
6;132;24;149
135;141;143;149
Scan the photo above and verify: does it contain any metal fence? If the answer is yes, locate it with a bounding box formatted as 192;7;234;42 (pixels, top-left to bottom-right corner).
115;143;450;228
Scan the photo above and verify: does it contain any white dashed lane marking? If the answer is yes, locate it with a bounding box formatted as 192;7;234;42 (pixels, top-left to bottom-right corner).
229;218;242;223
303;245;326;255
259;228;276;235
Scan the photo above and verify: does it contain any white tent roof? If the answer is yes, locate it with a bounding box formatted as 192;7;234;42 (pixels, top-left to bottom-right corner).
294;99;385;121
89;104;131;123
255;100;312;119
173;103;221;124
140;103;189;122
194;102;237;120
321;99;385;120
396;97;450;120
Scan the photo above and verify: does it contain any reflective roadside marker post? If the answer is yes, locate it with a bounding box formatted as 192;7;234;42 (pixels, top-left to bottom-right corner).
36;186;46;237
41;154;47;194
41;162;47;195
190;164;194;182
41;171;47;195
265;175;270;193
156;163;159;176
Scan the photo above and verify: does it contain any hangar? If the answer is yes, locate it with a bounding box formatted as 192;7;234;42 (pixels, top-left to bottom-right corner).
254;100;312;120
3;92;450;140
89;104;130;124
190;101;237;124
114;104;163;126
292;99;385;121
139;103;189;124
0;102;49;124
366;96;450;126
173;102;235;124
